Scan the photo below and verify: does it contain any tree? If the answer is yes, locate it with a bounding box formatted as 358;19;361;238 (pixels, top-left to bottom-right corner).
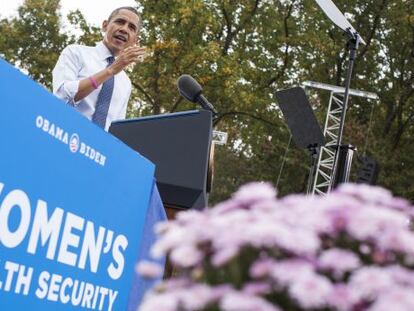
0;0;68;88
2;0;414;201
130;0;414;201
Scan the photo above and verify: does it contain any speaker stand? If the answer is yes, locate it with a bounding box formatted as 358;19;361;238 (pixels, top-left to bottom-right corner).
306;145;320;195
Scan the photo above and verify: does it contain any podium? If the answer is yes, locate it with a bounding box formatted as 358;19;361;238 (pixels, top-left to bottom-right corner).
110;110;213;215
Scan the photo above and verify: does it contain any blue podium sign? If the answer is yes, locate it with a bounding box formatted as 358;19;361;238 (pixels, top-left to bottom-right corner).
0;58;155;310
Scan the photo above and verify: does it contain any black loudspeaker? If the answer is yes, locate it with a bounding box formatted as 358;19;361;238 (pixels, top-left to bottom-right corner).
356;156;379;185
109;110;213;210
275;87;325;149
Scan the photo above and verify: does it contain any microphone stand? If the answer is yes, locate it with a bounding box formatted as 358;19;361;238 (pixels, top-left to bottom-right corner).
329;28;360;190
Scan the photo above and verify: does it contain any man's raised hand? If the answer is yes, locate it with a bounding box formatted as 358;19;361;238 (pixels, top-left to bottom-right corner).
108;45;147;75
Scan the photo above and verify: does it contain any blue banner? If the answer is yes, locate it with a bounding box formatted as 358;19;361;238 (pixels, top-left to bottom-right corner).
0;58;155;310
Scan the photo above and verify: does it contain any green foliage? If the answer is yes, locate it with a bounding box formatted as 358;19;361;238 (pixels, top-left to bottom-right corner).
0;0;101;88
66;10;101;46
0;0;67;87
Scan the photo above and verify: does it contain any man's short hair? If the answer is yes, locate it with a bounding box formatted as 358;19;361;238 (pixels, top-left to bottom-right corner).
107;6;141;28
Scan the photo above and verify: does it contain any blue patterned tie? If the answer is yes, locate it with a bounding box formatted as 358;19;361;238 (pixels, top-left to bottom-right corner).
92;56;115;128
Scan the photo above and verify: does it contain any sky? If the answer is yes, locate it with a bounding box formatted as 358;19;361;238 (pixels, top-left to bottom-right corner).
0;0;137;27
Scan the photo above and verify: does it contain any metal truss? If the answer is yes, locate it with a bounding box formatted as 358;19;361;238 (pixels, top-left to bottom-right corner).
302;81;378;196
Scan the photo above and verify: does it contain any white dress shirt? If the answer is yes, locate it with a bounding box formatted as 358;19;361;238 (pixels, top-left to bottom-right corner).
52;41;131;130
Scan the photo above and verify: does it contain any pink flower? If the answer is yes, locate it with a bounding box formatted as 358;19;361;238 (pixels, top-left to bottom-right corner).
387;197;411;211
386;265;414;287
178;284;217;310
289;272;333;309
243;221;320;255
139;292;179;311
368;287;414;311
135;261;163;278
140;283;221;311
318;248;361;275
346;206;409;241
220;291;281;311
349;266;394;300
270;259;315;287
175;209;206;225
242;282;272;295
209;285;233;301
327;284;360;311
212;246;240;267
151;226;189;258
143;182;414;311
170;245;203;268
336;183;393;205
325;205;355;233
377;229;414;255
232;182;277;206
250;258;277;279
162;278;192;291
336;184;411;213
212;200;245;214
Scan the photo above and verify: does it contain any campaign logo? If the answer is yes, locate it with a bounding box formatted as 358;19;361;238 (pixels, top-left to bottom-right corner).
35;115;107;167
69;134;80;153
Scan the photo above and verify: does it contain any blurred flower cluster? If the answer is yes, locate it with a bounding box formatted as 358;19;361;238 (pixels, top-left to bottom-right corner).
138;183;414;311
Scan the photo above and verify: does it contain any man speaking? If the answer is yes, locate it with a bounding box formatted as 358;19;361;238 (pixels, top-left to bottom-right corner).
52;6;145;131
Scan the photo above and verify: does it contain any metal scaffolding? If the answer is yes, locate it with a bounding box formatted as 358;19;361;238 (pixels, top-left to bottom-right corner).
302;81;378;195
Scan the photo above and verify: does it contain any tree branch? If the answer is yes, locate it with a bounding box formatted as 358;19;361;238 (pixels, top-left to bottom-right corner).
221;1;261;55
359;0;389;59
213;110;279;128
170;96;184;113
266;0;296;87
131;80;155;106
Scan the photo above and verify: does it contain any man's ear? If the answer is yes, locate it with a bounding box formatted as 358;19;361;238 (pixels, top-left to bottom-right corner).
102;20;108;32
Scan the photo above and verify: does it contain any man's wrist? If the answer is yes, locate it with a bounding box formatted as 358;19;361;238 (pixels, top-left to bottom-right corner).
106;66;115;76
89;76;98;89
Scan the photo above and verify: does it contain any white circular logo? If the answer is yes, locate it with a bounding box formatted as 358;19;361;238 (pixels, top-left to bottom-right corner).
69;134;80;153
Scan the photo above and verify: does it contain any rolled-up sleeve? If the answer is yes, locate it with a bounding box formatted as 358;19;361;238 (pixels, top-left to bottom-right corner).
52;45;81;106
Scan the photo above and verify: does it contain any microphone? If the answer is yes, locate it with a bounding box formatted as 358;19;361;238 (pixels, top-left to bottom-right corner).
177;74;218;116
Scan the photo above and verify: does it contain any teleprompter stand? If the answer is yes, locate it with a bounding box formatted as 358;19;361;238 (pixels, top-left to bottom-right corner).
314;0;366;190
329;31;360;189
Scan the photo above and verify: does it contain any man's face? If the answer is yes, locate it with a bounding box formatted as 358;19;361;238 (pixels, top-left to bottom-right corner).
102;9;140;55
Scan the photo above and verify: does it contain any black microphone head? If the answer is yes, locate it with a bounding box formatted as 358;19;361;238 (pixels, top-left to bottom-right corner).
177;74;202;103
